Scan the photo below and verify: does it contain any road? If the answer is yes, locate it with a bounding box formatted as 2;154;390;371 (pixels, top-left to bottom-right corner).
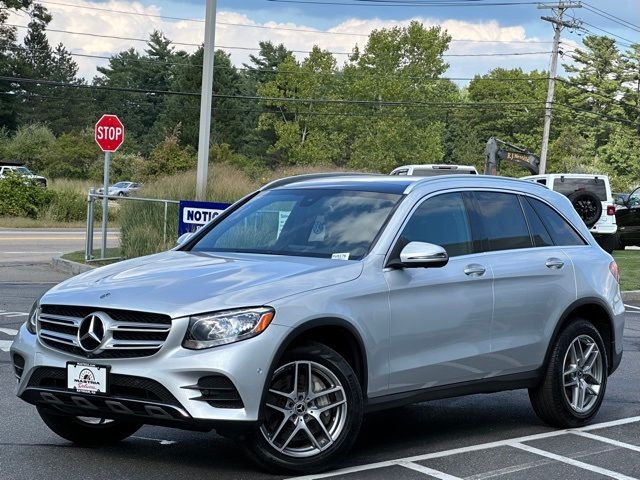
0;264;639;479
0;228;119;263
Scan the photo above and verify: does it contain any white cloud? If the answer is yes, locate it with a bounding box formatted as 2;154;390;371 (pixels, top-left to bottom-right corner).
8;1;555;81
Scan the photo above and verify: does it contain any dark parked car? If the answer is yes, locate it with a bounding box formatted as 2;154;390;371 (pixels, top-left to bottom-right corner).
615;187;640;248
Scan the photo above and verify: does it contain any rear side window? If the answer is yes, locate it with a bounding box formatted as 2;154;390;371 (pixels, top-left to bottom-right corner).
400;193;473;257
474;192;533;251
553;177;607;202
525;197;586;246
520;196;553;247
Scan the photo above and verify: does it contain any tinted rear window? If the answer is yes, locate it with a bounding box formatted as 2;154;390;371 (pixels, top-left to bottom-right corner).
475;192;533;251
525;197;586;246
553;177;607;202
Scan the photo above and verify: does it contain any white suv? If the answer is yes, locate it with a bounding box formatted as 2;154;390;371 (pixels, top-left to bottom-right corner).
522;174;617;252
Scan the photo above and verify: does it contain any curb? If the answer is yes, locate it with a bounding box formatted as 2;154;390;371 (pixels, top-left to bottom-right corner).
622;290;640;302
51;256;95;275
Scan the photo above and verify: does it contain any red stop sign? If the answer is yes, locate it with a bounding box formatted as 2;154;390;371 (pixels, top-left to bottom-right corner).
95;114;124;152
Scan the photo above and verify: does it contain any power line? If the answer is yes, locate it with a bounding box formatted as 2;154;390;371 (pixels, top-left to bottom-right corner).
579;21;638;46
266;0;541;6
36;0;552;44
6;24;553;57
581;2;640;34
0;74;549;107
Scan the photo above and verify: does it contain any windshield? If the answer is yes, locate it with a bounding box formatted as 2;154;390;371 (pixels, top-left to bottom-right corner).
191;188;401;260
15;166;32;175
112;182;129;188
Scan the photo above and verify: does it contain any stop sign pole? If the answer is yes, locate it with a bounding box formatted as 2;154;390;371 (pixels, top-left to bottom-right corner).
95;114;124;259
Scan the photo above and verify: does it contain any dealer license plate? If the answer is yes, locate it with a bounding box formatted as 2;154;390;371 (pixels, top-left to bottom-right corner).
67;363;108;394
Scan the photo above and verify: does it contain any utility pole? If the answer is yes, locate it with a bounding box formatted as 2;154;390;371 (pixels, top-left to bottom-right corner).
196;0;217;200
538;1;582;174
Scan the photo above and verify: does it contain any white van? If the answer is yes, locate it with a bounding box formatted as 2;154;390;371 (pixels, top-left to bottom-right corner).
390;164;478;176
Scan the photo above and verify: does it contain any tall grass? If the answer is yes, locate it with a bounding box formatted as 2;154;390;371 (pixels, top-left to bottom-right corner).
119;163;358;258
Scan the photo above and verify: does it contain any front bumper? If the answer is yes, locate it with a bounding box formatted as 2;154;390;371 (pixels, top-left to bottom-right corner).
10;319;291;427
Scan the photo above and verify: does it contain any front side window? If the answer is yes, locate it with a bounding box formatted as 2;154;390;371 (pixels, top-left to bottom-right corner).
526;197;586;246
191;189;401;260
400;192;473;257
474;191;533;252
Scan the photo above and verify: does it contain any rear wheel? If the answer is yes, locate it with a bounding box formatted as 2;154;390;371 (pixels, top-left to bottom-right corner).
244;342;363;474
37;407;142;445
529;319;608;428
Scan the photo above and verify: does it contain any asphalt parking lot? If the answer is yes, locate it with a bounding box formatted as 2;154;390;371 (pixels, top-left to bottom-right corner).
1;265;639;480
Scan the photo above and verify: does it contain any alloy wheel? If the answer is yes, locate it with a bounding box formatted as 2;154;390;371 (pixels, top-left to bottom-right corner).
562;334;604;413
260;360;348;458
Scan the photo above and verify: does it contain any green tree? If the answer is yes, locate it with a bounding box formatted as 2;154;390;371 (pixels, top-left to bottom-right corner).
563;35;625;149
44;129;99;178
3;123;55;172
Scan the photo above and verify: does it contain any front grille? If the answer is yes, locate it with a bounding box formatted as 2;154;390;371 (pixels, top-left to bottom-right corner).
38;305;172;359
27;367;180;406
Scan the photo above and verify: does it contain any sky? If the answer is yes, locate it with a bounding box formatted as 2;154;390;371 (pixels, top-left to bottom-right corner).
8;0;640;81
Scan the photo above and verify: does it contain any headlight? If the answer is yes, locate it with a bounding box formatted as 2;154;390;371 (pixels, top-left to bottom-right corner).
182;307;275;350
26;299;40;334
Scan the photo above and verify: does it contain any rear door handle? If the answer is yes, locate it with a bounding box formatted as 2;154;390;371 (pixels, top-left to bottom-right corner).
545;258;565;269
464;264;486;277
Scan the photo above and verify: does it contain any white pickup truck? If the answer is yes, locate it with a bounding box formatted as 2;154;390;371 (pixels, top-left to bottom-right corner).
0;163;48;187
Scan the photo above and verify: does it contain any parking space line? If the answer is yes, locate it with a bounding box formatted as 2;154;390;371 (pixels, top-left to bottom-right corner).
398;461;463;479
624;304;640;311
571;431;640;453
510;442;637;480
288;416;640;480
0;328;18;335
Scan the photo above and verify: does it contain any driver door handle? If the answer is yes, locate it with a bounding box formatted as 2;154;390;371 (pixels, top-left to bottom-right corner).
546;258;565;269
464;264;486;277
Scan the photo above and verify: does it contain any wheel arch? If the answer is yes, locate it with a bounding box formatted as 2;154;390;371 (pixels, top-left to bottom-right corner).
258;318;368;419
545;297;615;375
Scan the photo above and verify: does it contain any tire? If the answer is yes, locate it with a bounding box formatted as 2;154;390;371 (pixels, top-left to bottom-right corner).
529;319;608;428
568;191;602;229
37;407;142;446
244;342;363;475
117;191;125;197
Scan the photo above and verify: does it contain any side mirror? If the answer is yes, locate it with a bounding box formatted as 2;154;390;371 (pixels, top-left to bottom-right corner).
176;232;193;246
398;241;449;268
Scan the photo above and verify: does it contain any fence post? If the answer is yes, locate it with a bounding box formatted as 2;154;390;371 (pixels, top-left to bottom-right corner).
85;188;95;261
163;201;168;246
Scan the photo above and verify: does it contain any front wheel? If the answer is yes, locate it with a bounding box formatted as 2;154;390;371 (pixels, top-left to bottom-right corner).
244;342;363;474
529;319;608;428
37;407;142;445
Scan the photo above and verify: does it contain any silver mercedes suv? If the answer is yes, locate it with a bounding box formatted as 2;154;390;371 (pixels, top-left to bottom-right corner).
11;174;625;474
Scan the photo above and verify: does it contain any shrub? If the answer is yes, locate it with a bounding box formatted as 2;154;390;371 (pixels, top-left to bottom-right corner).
43;129;100;179
43;187;86;222
144;133;196;177
0;172;53;218
3;124;55;174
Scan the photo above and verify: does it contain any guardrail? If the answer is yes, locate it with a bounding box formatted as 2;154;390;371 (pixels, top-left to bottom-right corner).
85;188;179;262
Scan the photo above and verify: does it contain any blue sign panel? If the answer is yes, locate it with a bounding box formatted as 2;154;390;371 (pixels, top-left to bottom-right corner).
178;200;231;236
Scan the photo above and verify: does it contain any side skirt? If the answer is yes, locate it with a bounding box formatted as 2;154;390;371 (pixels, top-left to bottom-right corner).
365;370;542;413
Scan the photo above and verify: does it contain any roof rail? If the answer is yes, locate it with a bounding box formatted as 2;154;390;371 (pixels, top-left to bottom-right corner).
261;172;375;191
403;174;549;193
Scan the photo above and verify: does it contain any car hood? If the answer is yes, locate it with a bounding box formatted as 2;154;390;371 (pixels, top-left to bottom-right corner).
42;250;363;319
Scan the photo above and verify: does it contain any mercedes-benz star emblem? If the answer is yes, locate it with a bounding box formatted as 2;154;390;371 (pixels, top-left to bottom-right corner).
78;314;106;352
